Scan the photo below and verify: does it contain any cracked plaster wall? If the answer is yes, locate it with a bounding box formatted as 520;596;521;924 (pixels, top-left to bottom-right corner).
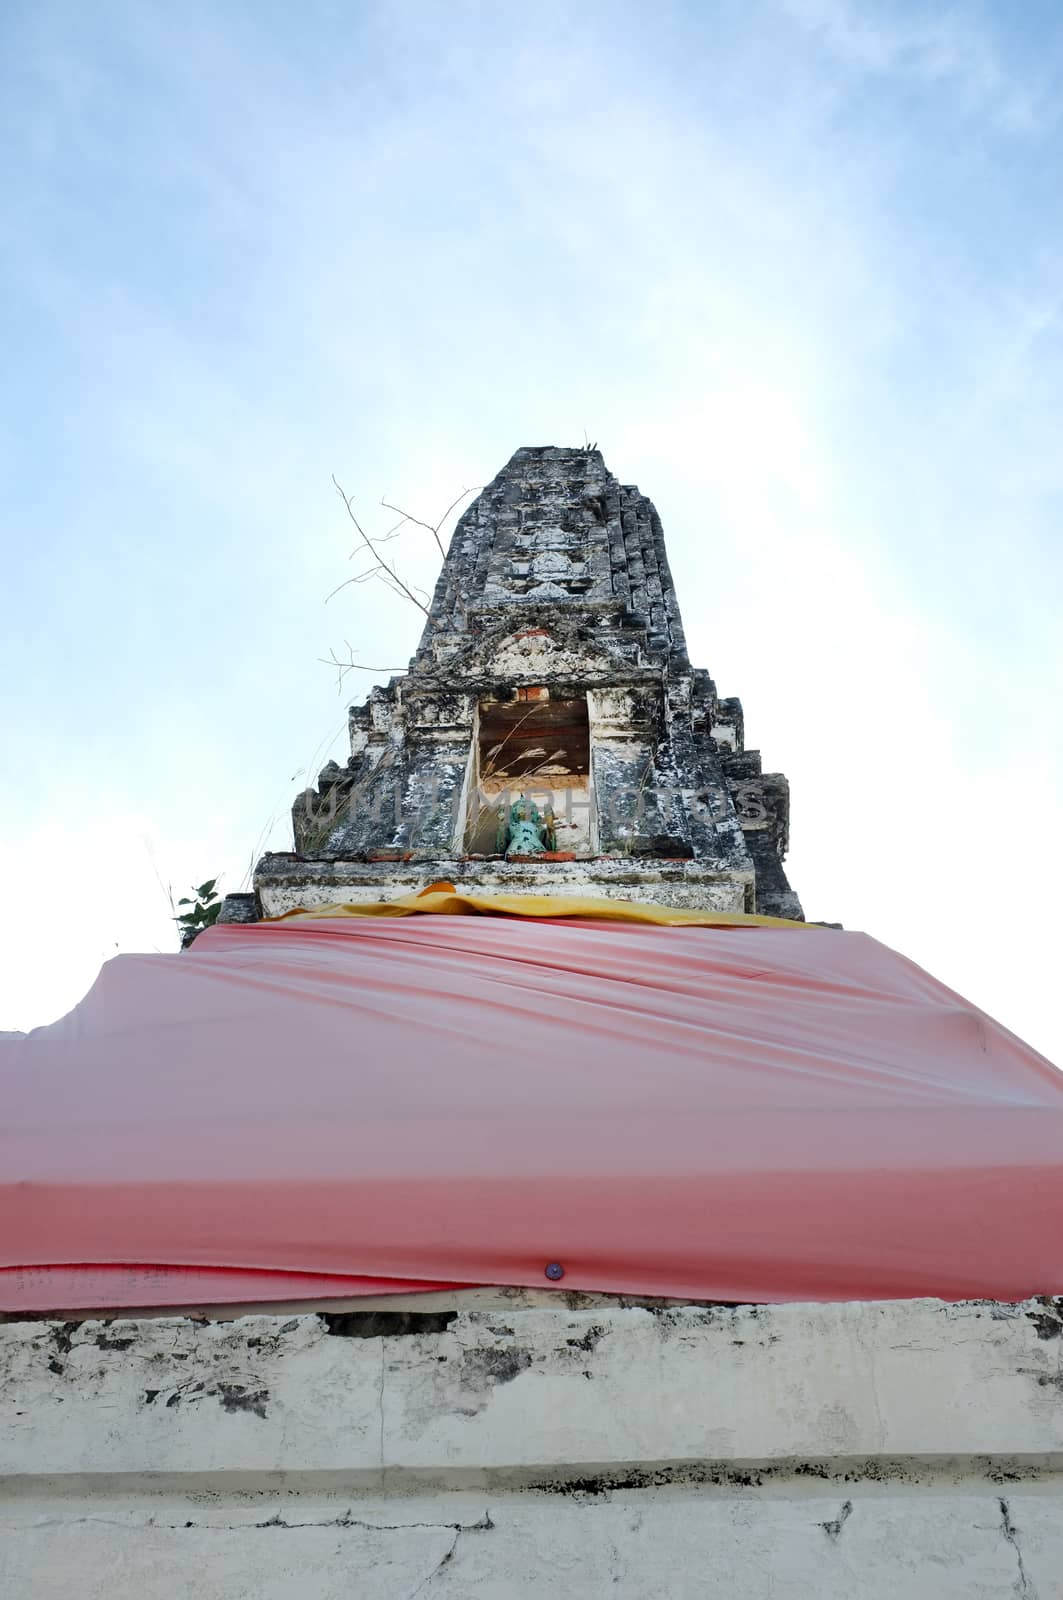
4;1296;1063;1596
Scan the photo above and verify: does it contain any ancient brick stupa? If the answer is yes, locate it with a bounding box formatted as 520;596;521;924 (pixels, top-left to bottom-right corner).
228;446;802;923
11;449;1063;1598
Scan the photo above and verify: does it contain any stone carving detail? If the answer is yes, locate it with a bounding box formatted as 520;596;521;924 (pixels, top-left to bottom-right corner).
244;446;803;924
497;795;558;858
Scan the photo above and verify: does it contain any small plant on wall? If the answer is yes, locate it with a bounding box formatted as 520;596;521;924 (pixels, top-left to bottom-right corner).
175;879;222;948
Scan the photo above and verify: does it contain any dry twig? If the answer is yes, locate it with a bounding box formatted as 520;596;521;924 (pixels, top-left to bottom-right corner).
378;487;476;564
329;477;433;617
319;642;405;693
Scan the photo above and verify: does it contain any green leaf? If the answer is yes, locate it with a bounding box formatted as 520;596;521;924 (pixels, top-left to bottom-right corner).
196;879;218;899
177;897;193;907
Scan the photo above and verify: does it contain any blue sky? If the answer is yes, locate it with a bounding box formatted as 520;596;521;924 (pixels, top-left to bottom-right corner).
2;0;1061;1059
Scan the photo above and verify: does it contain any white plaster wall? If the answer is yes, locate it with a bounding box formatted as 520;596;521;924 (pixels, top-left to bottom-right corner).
3;1296;1062;1598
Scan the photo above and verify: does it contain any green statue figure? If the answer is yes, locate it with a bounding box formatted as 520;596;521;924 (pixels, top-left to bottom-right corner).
496;793;557;857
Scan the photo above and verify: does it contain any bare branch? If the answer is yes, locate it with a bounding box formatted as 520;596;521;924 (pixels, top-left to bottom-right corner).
332;476;431;618
319;646;404;676
325;568;385;602
379;485;477;564
322;477;480;702
350;520;405;555
321;646;397;694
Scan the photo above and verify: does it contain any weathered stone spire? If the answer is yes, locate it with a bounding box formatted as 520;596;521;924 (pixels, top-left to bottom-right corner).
244;446;802;921
415;446;688;665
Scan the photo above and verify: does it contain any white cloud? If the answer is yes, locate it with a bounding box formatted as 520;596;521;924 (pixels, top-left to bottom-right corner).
782;0;1050;131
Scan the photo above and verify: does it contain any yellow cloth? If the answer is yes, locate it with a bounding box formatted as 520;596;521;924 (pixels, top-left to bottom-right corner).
268;881;812;929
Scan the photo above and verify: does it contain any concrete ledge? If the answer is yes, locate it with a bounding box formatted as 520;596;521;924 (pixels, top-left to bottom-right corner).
254;853;753;917
4;1297;1063;1596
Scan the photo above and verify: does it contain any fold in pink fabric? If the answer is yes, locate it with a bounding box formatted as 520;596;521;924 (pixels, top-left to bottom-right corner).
3;915;1061;1311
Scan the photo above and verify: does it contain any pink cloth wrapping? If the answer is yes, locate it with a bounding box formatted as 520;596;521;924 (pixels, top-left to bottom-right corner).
3;915;1061;1311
